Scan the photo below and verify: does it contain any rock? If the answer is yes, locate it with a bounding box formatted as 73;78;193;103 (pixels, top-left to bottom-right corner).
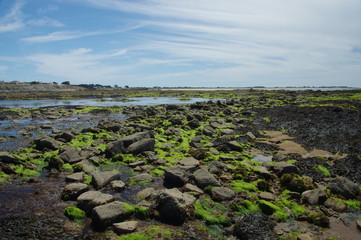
233;213;277;240
75;160;97;174
34;136;62;150
0;152;18;164
113;220;138;234
92;171;120;189
246;131;256;139
356;220;361;231
188;119;200;128
254;166;273;179
129;173;153;185
110;180;126;191
220;129;235;135
92;201;133;231
121;132;153;148
59;147;83;164
128;160;145;168
301;188;327;205
182;183;204;197
208;161;228;175
211;187;236;201
324;198;347;212
328;176;360;199
136;188;155;201
126;138;155;154
203;125;215;137
154;188;196;225
164;166;189;187
273;152;287;161
193;168;221;189
77;191;114;214
61;183;90;200
179;157;200;167
65;172;84;182
271;162;300;176
55;131;75;142
259;192;276;201
297;233;313;240
227;141;243;152
105;139;125;157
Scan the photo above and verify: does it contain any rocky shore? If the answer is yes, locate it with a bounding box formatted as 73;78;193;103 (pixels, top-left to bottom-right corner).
0;90;361;240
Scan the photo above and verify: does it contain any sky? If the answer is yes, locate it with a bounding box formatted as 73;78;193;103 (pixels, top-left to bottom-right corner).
0;0;360;88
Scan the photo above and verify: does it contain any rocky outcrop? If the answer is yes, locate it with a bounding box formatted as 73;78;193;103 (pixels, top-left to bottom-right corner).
77;191;114;214
328;177;360;199
193;168;221;189
153;188;196;225
61;183;90;200
92;171;120;189
59;147;83;164
92;201;133;230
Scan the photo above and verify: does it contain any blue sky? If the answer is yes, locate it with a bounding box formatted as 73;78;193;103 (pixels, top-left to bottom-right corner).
0;0;360;87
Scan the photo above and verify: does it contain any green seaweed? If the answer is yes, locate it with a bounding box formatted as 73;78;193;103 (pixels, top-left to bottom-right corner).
315;165;331;177
64;206;86;222
258;200;290;221
194;198;231;226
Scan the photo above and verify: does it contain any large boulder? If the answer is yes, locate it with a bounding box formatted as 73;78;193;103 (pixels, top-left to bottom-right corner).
105;139;125;157
61;183;90;200
154;188;196;225
126;138;155;154
92;171;120;189
121;132;153;148
211;187;236;201
59;147;83;164
271;162;300;176
77;191;114;214
301;188;327;205
92;201;134;231
193;168;221;189
0;152;18;164
34;136;62;150
164;166;189;187
328;177;360;199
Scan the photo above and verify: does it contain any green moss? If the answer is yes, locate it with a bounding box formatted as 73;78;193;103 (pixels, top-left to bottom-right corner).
262;117;271;123
0;171;10;183
150;168;165;176
275;190;306;217
194;198;231;226
258;200;290;221
123;202;149;219
64;206;85;222
61;163;73;171
84;174;92;184
315;165;331;177
118;233;150;240
232;199;261;214
231;179;259;193
286;159;298;164
13;165;40;177
344;199;361;210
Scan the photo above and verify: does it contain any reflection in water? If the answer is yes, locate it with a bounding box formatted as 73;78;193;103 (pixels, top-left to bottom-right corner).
0;97;214;109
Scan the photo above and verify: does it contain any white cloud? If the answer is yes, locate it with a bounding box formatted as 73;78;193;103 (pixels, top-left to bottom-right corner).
73;0;361;86
27;48;128;83
27;17;64;27
0;65;8;71
38;5;59;14
0;0;25;33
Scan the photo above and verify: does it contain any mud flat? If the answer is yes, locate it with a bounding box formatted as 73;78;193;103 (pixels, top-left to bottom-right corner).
0;90;361;239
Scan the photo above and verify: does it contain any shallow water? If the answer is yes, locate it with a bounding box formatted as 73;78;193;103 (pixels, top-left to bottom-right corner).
0;97;213;109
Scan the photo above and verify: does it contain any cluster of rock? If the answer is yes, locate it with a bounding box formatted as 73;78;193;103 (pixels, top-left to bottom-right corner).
1;99;361;239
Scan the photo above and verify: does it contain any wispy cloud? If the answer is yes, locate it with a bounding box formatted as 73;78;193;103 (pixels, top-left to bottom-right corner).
0;65;8;71
21;24;142;43
0;0;25;33
27;48;128;83
72;0;361;86
38;5;59;14
27;17;64;27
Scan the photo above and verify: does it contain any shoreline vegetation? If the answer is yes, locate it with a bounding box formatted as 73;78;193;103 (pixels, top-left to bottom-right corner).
0;87;361;239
